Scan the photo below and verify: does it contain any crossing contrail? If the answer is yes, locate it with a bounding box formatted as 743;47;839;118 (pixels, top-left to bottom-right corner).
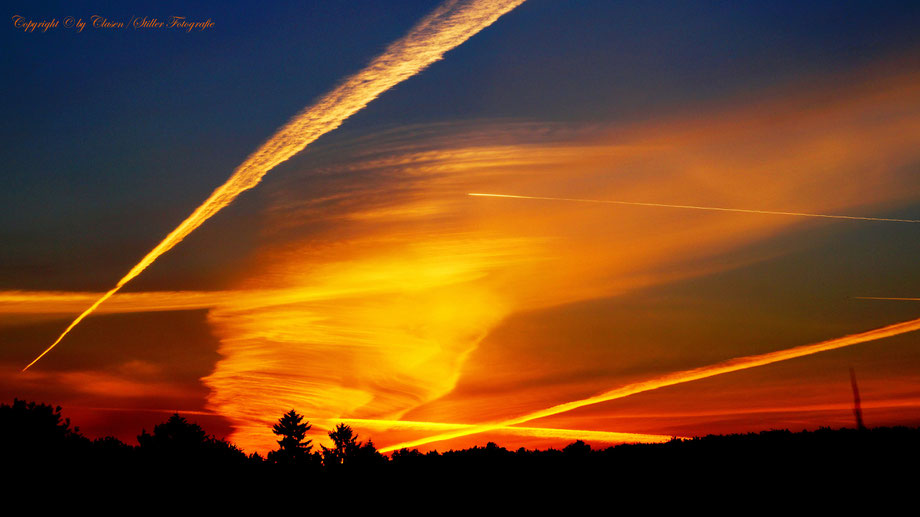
335;418;679;443
380;316;920;452
21;0;527;372
468;193;920;223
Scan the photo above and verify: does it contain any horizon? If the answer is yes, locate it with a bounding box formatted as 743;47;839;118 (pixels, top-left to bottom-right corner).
3;396;908;456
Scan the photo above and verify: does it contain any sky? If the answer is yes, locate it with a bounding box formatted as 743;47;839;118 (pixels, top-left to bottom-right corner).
2;0;919;453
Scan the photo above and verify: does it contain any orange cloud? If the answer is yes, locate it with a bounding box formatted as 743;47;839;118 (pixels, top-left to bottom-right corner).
7;366;192;400
8;65;918;453
199;66;920;452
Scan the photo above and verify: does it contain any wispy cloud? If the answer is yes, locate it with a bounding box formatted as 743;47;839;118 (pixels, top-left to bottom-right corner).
199;65;920;452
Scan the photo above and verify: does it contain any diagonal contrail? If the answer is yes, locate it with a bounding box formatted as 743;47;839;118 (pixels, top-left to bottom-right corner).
71;407;678;444
379;316;920;452
468;193;920;223
334;418;680;443
22;0;527;372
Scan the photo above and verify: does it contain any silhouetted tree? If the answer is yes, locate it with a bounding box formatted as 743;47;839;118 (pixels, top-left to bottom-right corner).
321;423;385;469
0;399;88;462
0;399;79;441
85;435;134;465
563;440;592;457
322;423;358;467
137;413;246;465
138;413;206;448
267;409;317;466
354;438;385;466
390;447;424;463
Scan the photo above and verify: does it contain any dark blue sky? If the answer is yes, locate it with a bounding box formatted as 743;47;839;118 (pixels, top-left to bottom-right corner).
3;0;919;291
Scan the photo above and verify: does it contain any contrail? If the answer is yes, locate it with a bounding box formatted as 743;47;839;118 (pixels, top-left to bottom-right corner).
855;297;920;301
468;193;920;223
334;418;680;443
76;407;678;444
21;0;527;372
380;316;920;452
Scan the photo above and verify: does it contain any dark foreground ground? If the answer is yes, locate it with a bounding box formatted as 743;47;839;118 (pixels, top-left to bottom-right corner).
4;398;918;498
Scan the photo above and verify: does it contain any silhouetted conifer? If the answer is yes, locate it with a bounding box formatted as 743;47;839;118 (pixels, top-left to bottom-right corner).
321;423;386;470
268;409;318;466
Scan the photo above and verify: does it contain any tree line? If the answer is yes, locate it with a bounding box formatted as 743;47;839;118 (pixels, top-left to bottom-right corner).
3;397;919;481
0;399;387;470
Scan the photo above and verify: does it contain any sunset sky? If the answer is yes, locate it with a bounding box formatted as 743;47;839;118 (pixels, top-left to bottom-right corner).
3;0;920;454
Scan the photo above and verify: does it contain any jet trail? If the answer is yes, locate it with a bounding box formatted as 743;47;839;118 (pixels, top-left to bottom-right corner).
468;193;920;223
21;0;527;372
334;418;680;443
73;407;678;443
380;316;920;452
855;297;920;301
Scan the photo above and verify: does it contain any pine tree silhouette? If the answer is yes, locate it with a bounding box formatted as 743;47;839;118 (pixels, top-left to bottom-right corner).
322;423;359;467
321;423;385;469
268;409;314;465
